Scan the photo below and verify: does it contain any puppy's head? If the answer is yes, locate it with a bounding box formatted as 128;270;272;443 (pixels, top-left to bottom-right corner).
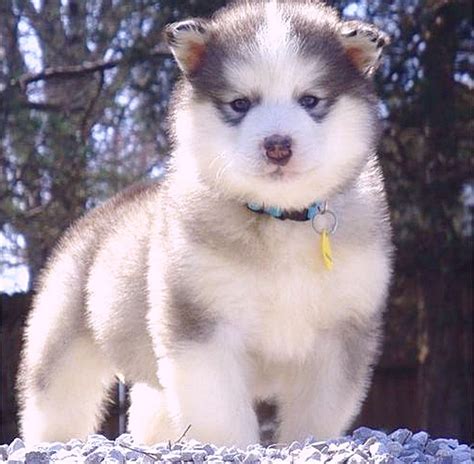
166;1;389;209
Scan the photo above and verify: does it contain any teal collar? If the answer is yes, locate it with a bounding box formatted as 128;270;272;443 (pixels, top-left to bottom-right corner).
246;201;324;222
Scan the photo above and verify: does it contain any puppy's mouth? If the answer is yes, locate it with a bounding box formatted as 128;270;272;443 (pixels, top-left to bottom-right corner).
231;156;317;181
269;167;292;178
265;166;315;181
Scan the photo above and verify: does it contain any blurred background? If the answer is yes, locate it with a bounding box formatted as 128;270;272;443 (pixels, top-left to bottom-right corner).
0;0;472;445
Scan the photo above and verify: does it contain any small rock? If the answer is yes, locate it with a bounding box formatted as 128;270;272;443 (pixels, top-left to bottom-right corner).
207;458;225;464
8;438;25;455
347;454;367;464
242;450;261;464
8;458;26;464
85;449;107;464
363;437;378;448
246;444;263;453
48;442;65;453
50;448;76;460
25;450;50;464
329;442;344;452
288;441;302;452
435;452;454;464
311;441;330;452
329;450;354;463
433;439;459;449
166;451;185;462
372;454;397;464
298;447;322;461
403;447;428;461
425;441;440;456
66;438;84;450
389;429;412;445
371;431;389;442
8;447;26;464
180;450;195;460
369;442;388;457
353;427;375;443
436;448;455;458
411;431;429;448
140;455;156;464
453;450;472;464
201;443;217;455
105;449;125;464
0;444;8;460
385;441;404;457
264;449;280;459
81;442;101;456
154;446;171;455
399;452;424;464
114;434;134;447
453;444;471;453
124;449;140;460
192;450;208;460
354;448;370;460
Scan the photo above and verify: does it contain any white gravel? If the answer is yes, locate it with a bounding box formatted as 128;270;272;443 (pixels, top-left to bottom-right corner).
1;427;472;463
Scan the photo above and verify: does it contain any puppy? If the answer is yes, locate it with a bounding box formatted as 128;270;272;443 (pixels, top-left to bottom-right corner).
18;0;393;447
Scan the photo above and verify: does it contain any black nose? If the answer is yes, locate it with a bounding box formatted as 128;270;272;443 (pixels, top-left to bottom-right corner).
263;135;293;166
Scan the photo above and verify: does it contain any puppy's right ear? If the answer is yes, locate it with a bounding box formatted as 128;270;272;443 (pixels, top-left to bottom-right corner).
165;19;210;76
339;21;390;77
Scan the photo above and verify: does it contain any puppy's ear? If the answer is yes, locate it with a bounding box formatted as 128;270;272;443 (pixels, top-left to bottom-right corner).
339;21;389;77
165;19;210;76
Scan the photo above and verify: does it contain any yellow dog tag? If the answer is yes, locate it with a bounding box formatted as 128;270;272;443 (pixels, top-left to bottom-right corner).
321;230;333;270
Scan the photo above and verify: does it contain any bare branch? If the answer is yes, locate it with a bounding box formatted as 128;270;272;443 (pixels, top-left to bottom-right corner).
7;44;171;91
19;101;86;112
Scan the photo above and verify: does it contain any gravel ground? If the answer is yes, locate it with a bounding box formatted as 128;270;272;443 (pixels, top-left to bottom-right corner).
1;427;472;463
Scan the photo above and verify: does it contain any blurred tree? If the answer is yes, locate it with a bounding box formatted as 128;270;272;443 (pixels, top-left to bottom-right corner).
332;0;472;440
0;0;225;283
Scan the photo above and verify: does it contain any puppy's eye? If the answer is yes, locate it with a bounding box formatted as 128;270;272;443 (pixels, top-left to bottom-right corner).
230;98;251;113
298;95;320;109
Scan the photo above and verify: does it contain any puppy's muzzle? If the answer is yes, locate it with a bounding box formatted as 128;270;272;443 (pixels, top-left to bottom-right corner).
264;135;293;166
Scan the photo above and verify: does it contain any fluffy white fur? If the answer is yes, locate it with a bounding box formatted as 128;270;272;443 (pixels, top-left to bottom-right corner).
18;1;392;447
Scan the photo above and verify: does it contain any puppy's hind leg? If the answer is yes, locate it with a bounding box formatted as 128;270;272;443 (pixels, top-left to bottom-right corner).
17;249;118;445
19;334;114;444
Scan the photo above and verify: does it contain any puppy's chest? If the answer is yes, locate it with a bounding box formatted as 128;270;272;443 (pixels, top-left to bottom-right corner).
188;215;388;362
242;267;324;362
199;229;346;362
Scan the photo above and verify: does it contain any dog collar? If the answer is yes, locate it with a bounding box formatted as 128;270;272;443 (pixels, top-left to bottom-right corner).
246;201;324;222
246;200;338;270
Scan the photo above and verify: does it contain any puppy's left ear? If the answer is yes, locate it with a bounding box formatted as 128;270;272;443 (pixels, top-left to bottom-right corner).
165;19;210;76
339;21;390;77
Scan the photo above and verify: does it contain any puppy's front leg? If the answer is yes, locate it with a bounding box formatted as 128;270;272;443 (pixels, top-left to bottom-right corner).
158;329;259;447
278;320;381;442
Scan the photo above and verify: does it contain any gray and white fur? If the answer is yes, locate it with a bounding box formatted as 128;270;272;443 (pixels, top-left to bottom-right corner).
17;0;393;447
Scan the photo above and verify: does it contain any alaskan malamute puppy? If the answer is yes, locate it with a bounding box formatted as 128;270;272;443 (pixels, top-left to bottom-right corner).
18;0;392;447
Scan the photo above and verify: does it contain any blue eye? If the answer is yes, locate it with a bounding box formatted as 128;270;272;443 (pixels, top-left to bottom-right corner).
230;98;251;113
299;95;320;109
